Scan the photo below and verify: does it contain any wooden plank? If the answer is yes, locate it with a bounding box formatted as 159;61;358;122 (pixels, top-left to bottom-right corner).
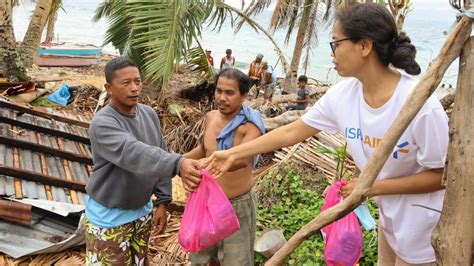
0;114;90;145
0;100;90;128
11;113;22;199
0;165;86;192
35;131;53;201
0;135;93;165
56;136;79;205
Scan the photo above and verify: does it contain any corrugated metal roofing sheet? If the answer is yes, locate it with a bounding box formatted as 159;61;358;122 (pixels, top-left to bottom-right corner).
0;101;91;208
0;208;84;258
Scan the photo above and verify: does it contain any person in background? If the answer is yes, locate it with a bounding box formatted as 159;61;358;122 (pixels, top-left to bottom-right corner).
206;4;448;266
206;50;214;67
286;75;310;111
184;68;264;265
248;53;263;97
84;57;202;265
220;48;235;70
259;61;276;104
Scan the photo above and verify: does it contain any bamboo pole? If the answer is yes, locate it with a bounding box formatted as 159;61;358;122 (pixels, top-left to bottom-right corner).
432;33;473;265
265;16;472;265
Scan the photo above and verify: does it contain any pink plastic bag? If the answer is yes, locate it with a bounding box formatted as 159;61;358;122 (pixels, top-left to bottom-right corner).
178;169;240;253
321;180;363;266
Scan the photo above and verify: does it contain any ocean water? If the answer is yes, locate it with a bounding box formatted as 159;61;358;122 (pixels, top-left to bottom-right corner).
12;0;462;87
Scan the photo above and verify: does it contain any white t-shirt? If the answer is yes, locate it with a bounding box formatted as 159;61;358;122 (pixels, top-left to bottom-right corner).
302;73;448;263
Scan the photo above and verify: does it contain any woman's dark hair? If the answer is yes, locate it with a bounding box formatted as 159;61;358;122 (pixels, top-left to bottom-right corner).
215;68;251;95
336;3;421;75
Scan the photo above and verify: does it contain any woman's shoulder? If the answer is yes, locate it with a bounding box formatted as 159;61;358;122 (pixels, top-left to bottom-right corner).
325;77;361;98
398;74;444;112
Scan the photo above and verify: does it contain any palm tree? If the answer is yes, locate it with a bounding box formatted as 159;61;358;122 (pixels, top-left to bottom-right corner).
17;0;53;67
0;0;28;82
45;0;63;42
387;0;412;32
94;0;288;91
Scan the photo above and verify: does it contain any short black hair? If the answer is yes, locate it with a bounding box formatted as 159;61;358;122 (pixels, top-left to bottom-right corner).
298;75;308;83
225;49;232;54
215;68;250;95
104;57;138;83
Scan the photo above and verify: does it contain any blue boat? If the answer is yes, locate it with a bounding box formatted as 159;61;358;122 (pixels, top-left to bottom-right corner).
38;42;102;56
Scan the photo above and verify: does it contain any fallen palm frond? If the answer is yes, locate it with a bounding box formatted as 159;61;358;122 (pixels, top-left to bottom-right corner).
62;85;103;113
148;213;189;265
273;132;354;184
254;132;354;188
0;249;85;265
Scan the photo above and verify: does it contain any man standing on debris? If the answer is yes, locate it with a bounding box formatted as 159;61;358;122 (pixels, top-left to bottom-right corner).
184;68;265;265
84;57;202;265
206;49;214;67
259;61;276;104
286;75;310;111
248;53;263;97
220;48;236;70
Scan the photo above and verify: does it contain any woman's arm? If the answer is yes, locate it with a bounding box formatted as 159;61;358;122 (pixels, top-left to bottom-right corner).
207;119;320;178
340;168;445;198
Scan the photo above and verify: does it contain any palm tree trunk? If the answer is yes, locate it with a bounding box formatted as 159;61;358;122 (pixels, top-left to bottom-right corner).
18;0;52;67
45;9;58;42
283;0;313;93
0;0;28;82
396;14;405;32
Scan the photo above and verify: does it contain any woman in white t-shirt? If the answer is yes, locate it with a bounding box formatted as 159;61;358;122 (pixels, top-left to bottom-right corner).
200;3;448;265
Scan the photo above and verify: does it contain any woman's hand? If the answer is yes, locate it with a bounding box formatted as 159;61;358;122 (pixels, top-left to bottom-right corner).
340;178;358;198
206;150;235;179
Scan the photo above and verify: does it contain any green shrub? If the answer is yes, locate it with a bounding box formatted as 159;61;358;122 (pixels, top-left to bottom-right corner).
255;166;378;265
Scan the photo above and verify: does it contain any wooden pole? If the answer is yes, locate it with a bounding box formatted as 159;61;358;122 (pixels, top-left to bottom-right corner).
265;16;472;265
432;33;473;265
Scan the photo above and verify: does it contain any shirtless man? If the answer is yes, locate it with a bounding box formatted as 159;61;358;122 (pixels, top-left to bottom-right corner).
184;68;265;265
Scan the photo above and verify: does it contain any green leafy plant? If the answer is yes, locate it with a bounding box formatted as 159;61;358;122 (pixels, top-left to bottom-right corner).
255;166;378;265
317;143;351;181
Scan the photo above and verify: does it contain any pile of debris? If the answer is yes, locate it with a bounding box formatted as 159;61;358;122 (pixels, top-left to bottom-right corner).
62;85;105;114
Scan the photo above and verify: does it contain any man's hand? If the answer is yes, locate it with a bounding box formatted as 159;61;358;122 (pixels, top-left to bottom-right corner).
207;150;235;179
153;204;167;234
288;99;296;103
340;178;358;198
179;158;202;192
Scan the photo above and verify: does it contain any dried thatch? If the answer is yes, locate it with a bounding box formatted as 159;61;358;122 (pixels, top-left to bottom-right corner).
63;85;104;113
148;214;189;265
254;132;354;187
0;249;85;265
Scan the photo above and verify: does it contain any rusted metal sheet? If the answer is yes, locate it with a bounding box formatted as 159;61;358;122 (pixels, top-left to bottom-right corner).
0;199;31;225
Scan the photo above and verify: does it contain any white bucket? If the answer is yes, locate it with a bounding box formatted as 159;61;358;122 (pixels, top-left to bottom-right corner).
254;229;287;258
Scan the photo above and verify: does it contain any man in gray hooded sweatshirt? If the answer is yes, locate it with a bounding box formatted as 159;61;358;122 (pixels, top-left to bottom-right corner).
84;57;201;265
